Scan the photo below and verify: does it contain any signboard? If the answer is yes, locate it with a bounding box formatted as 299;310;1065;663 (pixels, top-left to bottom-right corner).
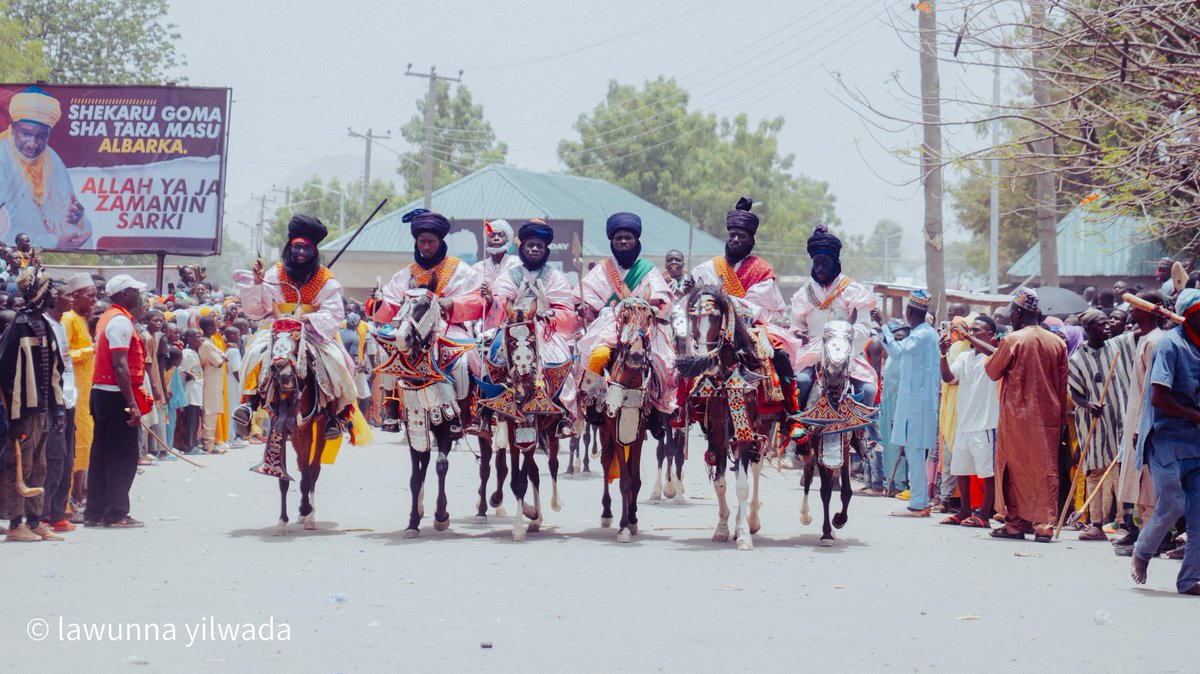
0;83;230;255
446;219;585;285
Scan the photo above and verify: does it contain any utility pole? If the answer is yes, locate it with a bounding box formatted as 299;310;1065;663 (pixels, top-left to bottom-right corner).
1029;0;1059;286
989;49;1001;294
348;127;390;215
918;2;946;315
249;192;277;259
405;63;462;209
271;184;291;206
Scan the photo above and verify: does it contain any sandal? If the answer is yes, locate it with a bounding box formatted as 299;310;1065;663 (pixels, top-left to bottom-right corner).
939;514;966;525
960;515;990;529
989;527;1026;540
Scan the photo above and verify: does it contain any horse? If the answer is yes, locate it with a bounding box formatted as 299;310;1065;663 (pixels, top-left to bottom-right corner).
651;298;690;503
675;285;782;551
795;319;876;546
374;279;474;538
250;315;332;535
479;284;569;541
566;423;597;475
469;328;509;524
582;297;657;543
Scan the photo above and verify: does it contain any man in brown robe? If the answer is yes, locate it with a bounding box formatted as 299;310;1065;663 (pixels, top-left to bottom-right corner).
984;288;1068;542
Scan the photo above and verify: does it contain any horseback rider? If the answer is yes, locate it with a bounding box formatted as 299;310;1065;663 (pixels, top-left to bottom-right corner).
687;196;801;421
577;212;677;417
789;224;878;408
372;209;485;429
235;214;360;438
484;219;579;437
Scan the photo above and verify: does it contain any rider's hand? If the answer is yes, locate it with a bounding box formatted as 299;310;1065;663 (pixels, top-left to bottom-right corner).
252;258;265;286
480;282;492;304
870;308;882;325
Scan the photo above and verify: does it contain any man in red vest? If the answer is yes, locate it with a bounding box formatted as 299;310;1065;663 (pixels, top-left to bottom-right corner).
84;274;150;528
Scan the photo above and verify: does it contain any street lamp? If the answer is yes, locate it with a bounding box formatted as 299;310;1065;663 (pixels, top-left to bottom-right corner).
313;184;347;237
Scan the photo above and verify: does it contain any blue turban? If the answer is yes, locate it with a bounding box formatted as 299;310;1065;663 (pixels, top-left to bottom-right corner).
403;208;451;238
606;212;642;239
518;218;554;244
1178;288;1200;317
726;196;759;235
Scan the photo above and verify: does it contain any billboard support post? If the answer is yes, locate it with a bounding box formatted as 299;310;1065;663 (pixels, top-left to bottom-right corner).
155;252;165;292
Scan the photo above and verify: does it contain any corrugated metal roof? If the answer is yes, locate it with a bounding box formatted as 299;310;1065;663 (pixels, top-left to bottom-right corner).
1007;203;1169;279
320;164;725;258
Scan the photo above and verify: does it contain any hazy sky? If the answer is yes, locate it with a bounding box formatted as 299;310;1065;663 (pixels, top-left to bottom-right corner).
167;0;997;262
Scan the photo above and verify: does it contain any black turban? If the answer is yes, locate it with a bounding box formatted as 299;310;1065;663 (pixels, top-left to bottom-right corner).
806;225;842;260
725;196;759;235
403;208;451;238
287;214;328;245
606;212;642;239
518;218;554;244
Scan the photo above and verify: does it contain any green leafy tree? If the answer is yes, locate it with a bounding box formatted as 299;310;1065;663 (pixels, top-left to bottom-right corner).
560;77;839;275
9;0;185;84
841;219;905;282
266;176;402;251
397;81;506;200
0;1;47;81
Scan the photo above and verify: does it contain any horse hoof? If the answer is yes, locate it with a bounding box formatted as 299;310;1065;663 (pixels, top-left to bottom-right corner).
674;493;686;505
800;513;813;526
494;506;507;518
275;521;288;536
617;529;633;543
551;497;562;513
472;515;488;524
512;530;526;542
737;537;753;551
650;488;662;502
832;512;848;529
527;522;540;533
749;514;762;535
600;517;613;528
433;518;450;532
303;515;317;530
712;528;730;543
664;483;677;499
629;523;638;535
820;537;835;547
523;504;539;520
403;528;420;539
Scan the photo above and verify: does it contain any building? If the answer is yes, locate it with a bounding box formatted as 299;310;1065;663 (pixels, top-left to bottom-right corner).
319;164;724;297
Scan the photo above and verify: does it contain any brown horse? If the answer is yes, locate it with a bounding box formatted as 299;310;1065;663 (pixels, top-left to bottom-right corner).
676;285;781;550
651;297;690;503
481;288;568;541
588;297;657;543
250;316;331;535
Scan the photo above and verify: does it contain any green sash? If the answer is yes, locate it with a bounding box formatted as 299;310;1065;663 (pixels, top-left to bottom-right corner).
605;258;656;306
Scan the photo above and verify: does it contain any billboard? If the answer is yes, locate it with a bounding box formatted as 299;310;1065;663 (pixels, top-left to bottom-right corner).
0;83;230;255
445;219;585;285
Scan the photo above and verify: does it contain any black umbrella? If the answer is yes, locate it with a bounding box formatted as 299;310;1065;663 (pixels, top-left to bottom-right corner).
1033;286;1091;316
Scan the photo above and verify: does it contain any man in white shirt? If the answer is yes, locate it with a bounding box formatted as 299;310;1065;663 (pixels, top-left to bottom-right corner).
939;315;1001;528
179;329;205;452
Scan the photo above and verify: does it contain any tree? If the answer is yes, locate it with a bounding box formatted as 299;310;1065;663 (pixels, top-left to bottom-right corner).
397;81;506;200
842;219;906;282
0;1;47;81
560;77;840;275
266;176;402;251
8;0;185;84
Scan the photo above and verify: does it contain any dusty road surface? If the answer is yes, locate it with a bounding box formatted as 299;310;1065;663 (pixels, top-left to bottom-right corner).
8;430;1195;673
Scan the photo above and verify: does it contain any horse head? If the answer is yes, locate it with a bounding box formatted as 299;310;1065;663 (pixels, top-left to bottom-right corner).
394;277;441;356
266;316;305;401
819;319;854;400
612;297;655;383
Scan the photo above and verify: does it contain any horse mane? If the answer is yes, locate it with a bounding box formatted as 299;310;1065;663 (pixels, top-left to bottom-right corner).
675;284;766;377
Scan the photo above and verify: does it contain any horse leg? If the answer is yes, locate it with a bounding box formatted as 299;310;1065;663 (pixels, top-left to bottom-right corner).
475;438;492;523
526;450;542;530
749;451;764;535
800;440;815;526
298;424;321;531
433;429;451;532
651;438;664;501
833;456;853;529
490;423;509;517
567;434;578;475
276;478;289;536
819;464;836;546
629;439;643;535
734;453;753;551
599;424;614;527
548;433;562;512
712;446;730;543
509;444;528;542
614;442;633;543
405;449;428;538
672;428;687;504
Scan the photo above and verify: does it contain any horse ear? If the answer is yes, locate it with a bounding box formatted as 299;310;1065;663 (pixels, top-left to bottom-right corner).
407;276;416;290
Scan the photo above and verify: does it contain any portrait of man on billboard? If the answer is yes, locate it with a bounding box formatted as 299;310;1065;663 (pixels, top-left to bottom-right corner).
0;86;92;249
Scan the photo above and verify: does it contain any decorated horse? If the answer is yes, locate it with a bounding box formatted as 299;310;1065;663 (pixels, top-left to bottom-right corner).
651;296;690;503
250;316;336;535
579;297;659;543
675;285;785;550
475;282;573;541
468;326;510;523
794;319;877;546
373;279;475;538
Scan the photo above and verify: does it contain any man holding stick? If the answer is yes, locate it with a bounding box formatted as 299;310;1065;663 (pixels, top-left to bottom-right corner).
1130;288;1200;595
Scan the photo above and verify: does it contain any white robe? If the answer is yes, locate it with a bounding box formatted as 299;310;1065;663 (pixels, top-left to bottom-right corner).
0;132;92;249
789;274;877;382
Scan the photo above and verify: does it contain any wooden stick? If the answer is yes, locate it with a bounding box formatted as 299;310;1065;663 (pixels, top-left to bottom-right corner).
1123;292;1183;325
145;426;207;468
13;436;45;498
1054;348;1121;538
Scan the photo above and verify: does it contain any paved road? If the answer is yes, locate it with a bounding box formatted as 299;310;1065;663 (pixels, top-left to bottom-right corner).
9;430;1195;673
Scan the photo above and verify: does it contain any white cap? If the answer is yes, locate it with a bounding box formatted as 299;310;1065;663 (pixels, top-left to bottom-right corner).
105;273;147;296
65;272;93;292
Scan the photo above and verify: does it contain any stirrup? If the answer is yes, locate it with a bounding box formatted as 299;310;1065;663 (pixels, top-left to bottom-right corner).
233;403;253;437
